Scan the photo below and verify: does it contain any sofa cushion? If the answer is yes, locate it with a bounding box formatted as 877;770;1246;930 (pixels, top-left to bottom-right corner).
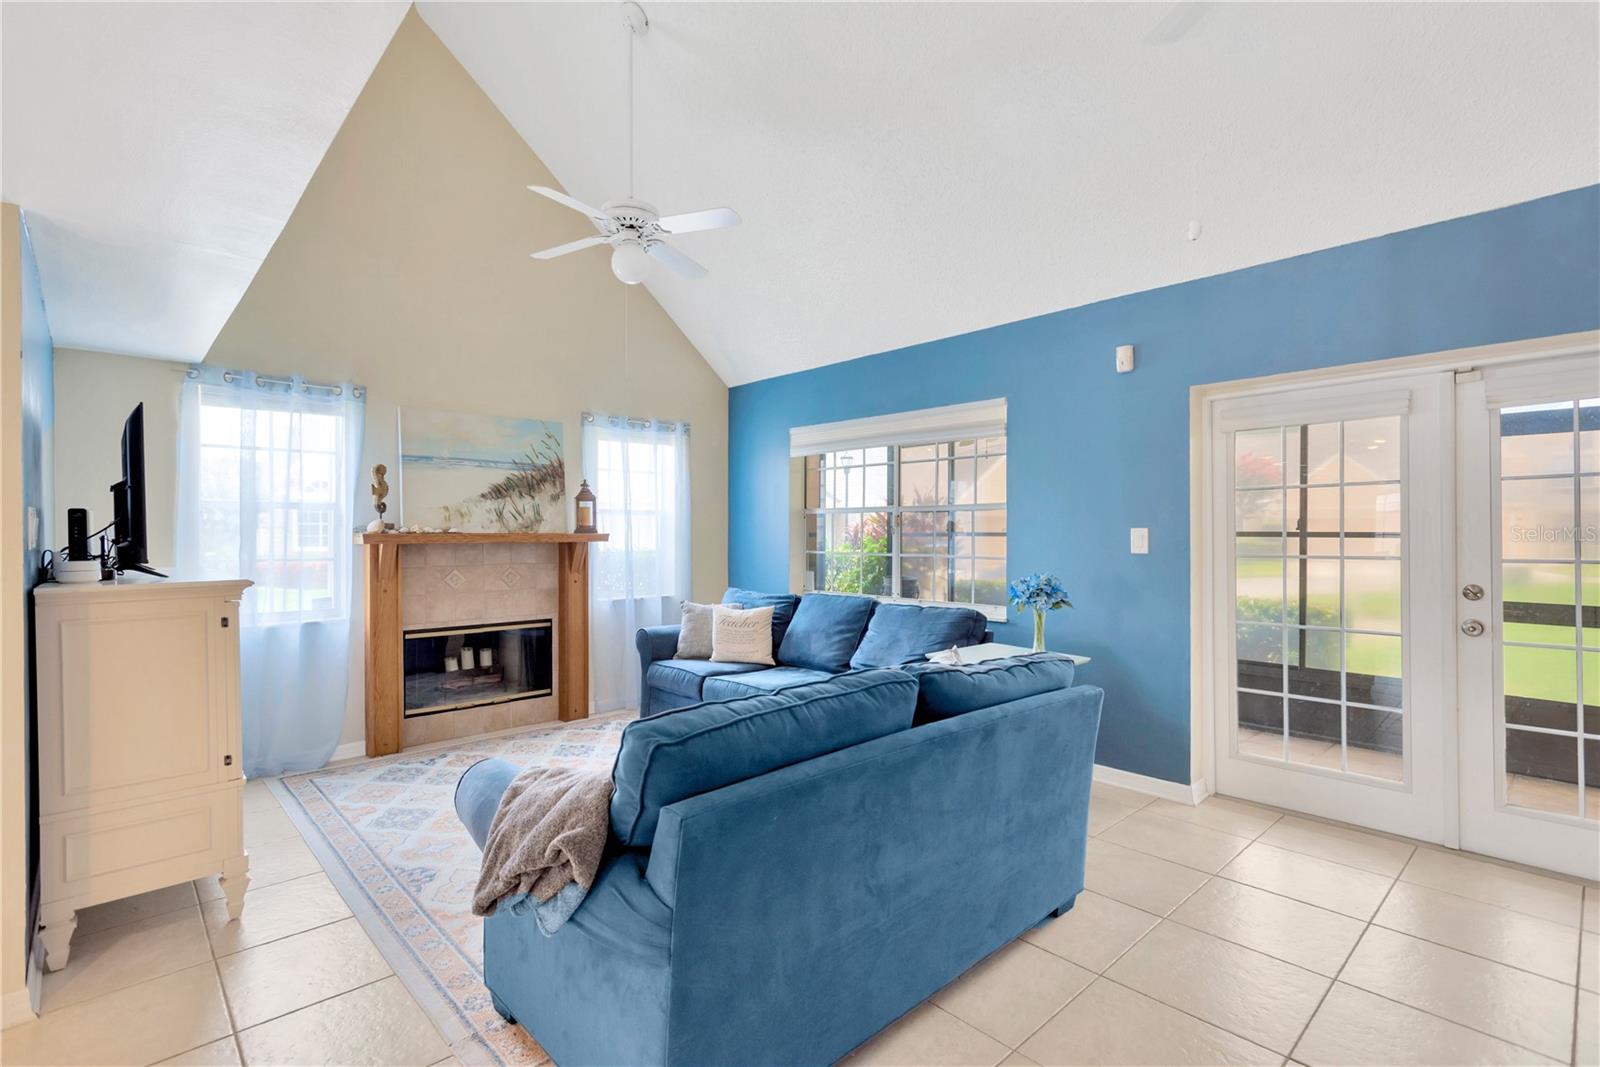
675;602;714;659
849;603;989;669
701;666;832;702
904;653;1078;723
777;593;877;672
645;658;766;700
710;605;775;665
722;588;801;648
610;669;916;847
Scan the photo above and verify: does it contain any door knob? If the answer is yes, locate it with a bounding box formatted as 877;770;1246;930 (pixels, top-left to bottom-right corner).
1462;584;1484;601
1461;619;1486;637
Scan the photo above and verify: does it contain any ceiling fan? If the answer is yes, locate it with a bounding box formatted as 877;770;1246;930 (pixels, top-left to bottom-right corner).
529;2;739;285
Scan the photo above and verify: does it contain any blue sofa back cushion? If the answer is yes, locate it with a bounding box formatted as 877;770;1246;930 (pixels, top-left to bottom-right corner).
777;593;877;672
610;669;916;847
849;603;989;669
722;587;801;648
904;653;1077;723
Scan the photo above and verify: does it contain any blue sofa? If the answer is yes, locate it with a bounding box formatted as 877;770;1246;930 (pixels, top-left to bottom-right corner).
635;588;994;716
457;656;1102;1067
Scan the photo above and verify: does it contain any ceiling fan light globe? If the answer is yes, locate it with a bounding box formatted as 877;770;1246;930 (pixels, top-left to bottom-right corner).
611;241;651;285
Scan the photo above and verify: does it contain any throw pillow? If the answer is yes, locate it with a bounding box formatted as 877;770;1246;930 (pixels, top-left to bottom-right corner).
675;601;714;659
711;604;775;665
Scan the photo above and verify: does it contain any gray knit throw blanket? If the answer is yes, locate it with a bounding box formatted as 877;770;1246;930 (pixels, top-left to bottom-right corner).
471;764;613;921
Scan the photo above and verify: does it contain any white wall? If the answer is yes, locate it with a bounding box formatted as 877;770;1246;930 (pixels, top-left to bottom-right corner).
51;349;183;569
50;11;730;750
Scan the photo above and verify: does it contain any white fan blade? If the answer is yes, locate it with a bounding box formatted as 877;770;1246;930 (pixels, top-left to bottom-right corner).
646;241;707;279
657;206;741;235
527;185;608;225
1143;1;1212;45
530;235;609;260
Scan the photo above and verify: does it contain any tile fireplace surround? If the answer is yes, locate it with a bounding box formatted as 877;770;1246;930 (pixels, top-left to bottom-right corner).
357;532;607;756
400;541;556;747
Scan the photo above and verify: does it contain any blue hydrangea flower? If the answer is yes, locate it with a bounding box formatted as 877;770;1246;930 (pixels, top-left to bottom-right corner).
1008;572;1073;613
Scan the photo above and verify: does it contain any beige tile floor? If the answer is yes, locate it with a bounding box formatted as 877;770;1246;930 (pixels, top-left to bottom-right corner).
6;776;1597;1066
1;779;457;1067
845;782;1598;1067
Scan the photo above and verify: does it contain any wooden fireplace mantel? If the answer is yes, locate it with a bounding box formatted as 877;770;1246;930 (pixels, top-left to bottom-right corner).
359;531;609;757
355;531;610;545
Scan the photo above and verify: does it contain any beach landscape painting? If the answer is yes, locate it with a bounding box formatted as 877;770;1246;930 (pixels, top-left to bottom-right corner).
398;408;566;532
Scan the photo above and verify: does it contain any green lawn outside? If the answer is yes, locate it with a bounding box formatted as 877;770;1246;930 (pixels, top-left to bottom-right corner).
1235;557;1597;705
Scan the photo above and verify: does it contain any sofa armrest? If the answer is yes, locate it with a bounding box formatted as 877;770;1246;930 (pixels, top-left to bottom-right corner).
643;686;1103;1065
637;625;681;663
454;757;520;851
636;625;683;714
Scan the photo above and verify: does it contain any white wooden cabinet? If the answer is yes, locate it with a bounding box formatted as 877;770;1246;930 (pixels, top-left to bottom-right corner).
33;577;252;971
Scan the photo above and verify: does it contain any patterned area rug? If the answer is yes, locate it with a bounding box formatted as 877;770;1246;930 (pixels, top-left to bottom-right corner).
271;713;632;1066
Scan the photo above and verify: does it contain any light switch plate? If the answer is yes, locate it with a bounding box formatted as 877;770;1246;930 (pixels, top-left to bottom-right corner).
26;506;39;550
1130;527;1149;554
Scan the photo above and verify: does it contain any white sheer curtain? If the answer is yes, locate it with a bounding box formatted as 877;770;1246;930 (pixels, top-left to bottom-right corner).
176;365;365;775
583;413;690;712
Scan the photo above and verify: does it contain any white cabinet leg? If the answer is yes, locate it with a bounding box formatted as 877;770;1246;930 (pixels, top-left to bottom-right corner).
39;905;77;972
220;853;250;920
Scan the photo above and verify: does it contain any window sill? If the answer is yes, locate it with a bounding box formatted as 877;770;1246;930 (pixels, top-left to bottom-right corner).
801;592;1010;624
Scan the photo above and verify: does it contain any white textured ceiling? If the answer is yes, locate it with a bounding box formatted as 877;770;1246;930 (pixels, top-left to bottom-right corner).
1;1;407;361
419;1;1599;386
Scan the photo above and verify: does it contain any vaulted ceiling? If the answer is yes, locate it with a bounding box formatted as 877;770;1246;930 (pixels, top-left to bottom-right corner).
4;3;1596;382
0;2;407;361
418;1;1598;385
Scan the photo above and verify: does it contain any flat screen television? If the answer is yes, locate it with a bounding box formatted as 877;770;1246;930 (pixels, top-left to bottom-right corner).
110;403;163;577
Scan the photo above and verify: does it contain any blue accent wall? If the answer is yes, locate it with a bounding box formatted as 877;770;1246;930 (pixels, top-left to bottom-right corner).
18;210;54;944
728;186;1600;785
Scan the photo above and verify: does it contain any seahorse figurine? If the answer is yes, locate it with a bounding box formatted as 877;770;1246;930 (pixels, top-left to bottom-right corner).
368;463;391;532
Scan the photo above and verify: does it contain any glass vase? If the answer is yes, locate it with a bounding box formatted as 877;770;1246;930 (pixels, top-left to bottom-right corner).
1032;608;1047;653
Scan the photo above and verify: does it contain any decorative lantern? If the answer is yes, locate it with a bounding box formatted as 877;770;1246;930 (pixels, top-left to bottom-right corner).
574;480;598;533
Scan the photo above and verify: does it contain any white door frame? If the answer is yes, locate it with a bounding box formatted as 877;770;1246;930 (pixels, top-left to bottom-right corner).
1190;332;1599;846
1205;371;1453;842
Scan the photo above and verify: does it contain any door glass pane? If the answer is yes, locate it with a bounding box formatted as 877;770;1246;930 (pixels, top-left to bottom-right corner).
1343;417;1402;482
1235;427;1286;487
1237;557;1284;622
1231;418;1403;780
1497;400;1596;820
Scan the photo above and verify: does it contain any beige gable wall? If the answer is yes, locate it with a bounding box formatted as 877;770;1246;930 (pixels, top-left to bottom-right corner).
51;10;729;744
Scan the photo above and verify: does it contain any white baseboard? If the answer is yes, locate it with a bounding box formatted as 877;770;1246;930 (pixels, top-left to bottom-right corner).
329;740;368;764
2;980;37;1030
1094;763;1210;806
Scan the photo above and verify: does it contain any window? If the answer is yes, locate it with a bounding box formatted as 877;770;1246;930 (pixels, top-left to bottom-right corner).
585;416;690;602
189;382;354;623
802;435;1007;611
582;414;690;713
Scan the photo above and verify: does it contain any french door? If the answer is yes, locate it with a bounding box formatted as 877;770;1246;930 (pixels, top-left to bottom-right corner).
1210;373;1453;844
1209;345;1600;878
1456;356;1598;879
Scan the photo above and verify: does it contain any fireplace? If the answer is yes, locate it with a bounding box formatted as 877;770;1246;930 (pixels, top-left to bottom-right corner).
402;620;553;718
358;531;606;756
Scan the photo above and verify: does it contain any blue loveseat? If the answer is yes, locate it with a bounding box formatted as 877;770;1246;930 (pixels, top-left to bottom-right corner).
457;656;1103;1067
635;588;994;716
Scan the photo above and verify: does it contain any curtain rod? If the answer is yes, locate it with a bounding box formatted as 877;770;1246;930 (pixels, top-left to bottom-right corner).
188;367;365;399
582;411;690;434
